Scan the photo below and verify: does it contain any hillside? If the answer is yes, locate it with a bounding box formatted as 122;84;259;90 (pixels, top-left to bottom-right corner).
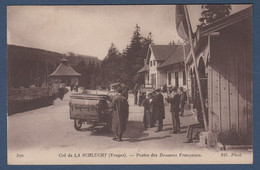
7;45;101;88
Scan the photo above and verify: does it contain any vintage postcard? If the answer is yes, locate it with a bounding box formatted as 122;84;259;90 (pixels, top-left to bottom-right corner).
7;4;253;164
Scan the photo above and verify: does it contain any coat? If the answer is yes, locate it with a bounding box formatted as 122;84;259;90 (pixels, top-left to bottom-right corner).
111;94;129;134
179;91;187;106
168;92;180;113
153;93;165;120
142;98;154;127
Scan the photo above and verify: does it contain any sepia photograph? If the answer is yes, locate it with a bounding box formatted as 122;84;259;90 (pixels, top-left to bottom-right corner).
7;4;253;164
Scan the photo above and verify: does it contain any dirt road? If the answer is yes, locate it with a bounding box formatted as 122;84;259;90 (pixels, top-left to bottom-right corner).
7;89;252;164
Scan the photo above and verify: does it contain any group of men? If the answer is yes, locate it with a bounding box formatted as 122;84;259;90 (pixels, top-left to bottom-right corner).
109;84;206;143
141;87;187;134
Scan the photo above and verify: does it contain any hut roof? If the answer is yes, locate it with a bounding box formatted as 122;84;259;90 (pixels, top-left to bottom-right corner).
49;62;81;77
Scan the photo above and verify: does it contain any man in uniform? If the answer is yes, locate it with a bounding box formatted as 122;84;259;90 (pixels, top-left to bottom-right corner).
111;88;129;142
179;87;187;116
153;89;165;132
167;86;181;134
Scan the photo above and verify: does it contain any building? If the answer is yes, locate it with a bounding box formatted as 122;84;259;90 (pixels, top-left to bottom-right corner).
138;44;189;89
49;58;81;86
185;6;252;146
157;45;190;89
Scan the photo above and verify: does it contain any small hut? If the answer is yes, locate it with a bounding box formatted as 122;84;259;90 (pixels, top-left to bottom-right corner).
49;58;81;86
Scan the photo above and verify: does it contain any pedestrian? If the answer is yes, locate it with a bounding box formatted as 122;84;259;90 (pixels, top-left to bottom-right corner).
58;85;65;100
142;93;154;129
133;84;138;105
167;86;181;134
111;88;129;142
179;87;187;116
183;89;208;143
162;84;167;93
70;83;74;91
122;85;129;100
153;89;165;132
138;90;143;106
75;82;79;92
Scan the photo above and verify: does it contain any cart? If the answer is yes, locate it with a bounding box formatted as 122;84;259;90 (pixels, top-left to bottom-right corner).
69;93;112;132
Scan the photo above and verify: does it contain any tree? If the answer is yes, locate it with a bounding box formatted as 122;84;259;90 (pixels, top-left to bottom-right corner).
99;26;153;88
99;43;123;86
198;5;232;26
123;26;153;88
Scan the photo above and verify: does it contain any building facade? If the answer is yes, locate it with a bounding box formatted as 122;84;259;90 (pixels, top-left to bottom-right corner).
185;7;253;146
138;44;189;90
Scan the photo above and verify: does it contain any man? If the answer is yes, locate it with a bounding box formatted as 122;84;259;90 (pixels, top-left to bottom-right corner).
179;87;187;116
142;93;154;129
153;89;165;132
183;89;208;143
111;88;129;142
121;84;129;100
133;84;138;105
58;85;65;100
167;86;181;134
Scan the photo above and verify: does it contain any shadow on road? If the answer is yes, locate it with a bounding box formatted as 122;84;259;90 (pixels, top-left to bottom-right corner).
89;121;149;139
125;135;171;142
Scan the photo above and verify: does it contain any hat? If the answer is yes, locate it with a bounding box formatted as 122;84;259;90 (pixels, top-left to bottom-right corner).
155;88;161;92
172;86;177;91
116;87;123;93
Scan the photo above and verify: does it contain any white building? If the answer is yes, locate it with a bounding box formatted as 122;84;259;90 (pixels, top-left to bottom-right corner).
138;44;190;90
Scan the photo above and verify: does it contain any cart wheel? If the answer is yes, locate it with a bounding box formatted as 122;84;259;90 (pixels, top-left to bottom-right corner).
74;120;82;131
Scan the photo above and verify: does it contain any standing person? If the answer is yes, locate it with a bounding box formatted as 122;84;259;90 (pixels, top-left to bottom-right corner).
58;85;65;100
111;88;129;142
167;86;181;134
153;89;165;132
75;82;79;92
179;87;187;116
70;82;74;91
142;93;154;129
122;85;129;100
133;84;138;105
138;90;143;106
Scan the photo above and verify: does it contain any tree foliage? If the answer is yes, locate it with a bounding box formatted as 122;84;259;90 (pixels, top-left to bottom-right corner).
99;25;153;89
99;43;124;86
199;5;232;26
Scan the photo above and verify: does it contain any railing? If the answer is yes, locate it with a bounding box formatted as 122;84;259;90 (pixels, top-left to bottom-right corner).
8;86;57;101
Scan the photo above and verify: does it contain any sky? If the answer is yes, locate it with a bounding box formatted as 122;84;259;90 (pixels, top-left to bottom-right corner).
7;4;251;60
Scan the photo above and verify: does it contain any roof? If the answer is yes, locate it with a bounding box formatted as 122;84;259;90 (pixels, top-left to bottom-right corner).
49;63;81;77
200;6;252;36
137;65;149;73
150;45;180;61
185;6;252;65
158;44;190;69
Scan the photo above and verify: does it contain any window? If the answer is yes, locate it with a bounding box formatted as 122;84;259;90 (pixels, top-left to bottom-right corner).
153;60;156;66
150;61;152;67
183;71;186;85
168;72;171;85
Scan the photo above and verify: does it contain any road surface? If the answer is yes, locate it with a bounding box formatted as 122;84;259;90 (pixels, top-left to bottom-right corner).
7;88;252;164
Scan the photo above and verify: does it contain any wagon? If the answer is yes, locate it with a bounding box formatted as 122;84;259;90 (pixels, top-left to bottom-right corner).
69;93;113;131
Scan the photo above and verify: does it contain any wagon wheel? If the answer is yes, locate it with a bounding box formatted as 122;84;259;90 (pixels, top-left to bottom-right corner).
74;120;82;131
